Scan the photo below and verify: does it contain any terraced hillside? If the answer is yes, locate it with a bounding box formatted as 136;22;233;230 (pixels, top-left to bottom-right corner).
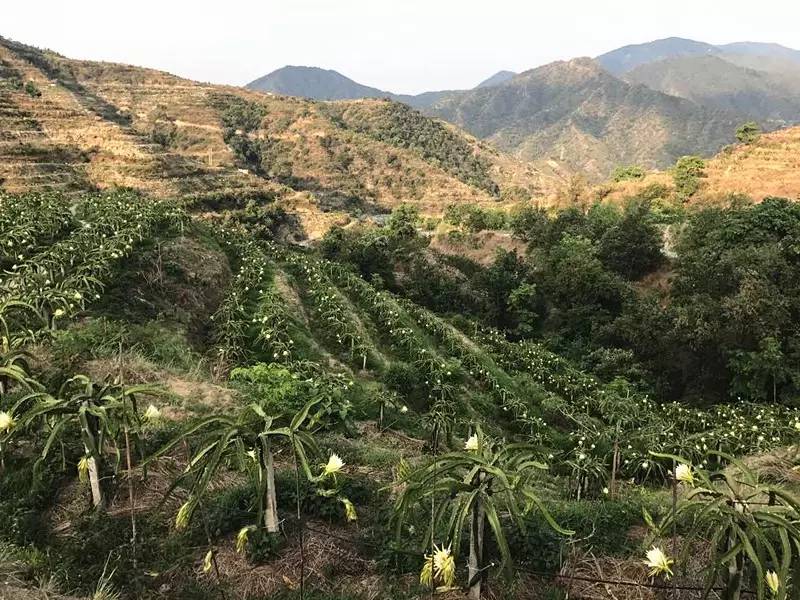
603;125;800;203
0;37;566;238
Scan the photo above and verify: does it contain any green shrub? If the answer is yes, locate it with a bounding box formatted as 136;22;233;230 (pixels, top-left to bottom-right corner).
735;121;761;144
611;165;646;182
672;155;706;200
23;80;41;98
508;497;654;573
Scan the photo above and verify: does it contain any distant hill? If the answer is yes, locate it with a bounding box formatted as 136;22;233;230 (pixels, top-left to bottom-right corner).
717;41;800;64
597;37;800;76
596;37;718;75
246;65;400;101
244;65;505;108
423;57;739;178
625;55;800;126
475;70;517;88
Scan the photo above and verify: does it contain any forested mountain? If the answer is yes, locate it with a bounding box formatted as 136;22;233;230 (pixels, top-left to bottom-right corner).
245;38;800;178
246;65;402;101
596;36;719;75
475;70;517;88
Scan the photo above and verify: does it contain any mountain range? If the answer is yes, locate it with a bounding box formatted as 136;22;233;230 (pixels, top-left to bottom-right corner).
247;37;800;177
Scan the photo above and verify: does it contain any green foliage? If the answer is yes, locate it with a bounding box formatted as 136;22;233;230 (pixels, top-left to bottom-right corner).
50;318;201;373
509;496;655;572
210;93;267;134
208;93;297;182
327;101;499;195
611;165;646;182
23;80;41;98
673;155;706;200
736;121;762;144
392;428;572;583
665;197;800;401
654;454;800;600
508;204;549;242
444;203;508;232
230;362;355;431
596;200;664;279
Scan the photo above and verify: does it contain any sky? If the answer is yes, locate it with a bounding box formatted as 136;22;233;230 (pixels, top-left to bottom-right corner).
3;0;799;94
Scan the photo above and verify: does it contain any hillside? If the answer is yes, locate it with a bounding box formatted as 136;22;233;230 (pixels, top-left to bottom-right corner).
718;41;800;64
424;57;739;178
5;183;800;599
596;36;800;75
603;125;800;203
624;55;800;126
0;37;564;237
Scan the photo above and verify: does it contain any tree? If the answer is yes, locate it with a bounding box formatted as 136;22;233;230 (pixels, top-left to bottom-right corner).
736;122;761;145
23;81;41;98
611;165;646;182
10;375;154;509
392;428;571;598
386;203;420;239
673;156;706;200
597;200;664;279
729;337;792;403
477;249;529;330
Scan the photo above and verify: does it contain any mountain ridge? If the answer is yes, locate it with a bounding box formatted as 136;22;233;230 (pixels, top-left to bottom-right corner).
421;57;740;177
624;54;800;126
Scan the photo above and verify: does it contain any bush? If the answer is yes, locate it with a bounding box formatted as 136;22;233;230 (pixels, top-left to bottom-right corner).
672;155;705;200
736;121;761;144
508;497;655;573
611;165;646;182
382;361;426;404
23;80;41;98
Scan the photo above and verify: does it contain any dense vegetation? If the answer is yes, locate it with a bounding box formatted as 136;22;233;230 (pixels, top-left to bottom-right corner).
3;189;800;600
326;101;499;195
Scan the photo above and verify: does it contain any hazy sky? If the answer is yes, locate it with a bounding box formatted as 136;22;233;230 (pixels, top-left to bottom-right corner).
3;0;799;94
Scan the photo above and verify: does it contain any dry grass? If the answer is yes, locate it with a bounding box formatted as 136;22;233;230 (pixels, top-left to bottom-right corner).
600;126;800;206
211;521;378;599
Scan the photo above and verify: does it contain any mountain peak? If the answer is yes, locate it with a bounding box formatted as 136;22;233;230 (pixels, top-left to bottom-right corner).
246;65;393;100
475;70;517;88
597;37;717;75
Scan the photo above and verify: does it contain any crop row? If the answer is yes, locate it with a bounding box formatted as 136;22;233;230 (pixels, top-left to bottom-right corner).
0;190;185;336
